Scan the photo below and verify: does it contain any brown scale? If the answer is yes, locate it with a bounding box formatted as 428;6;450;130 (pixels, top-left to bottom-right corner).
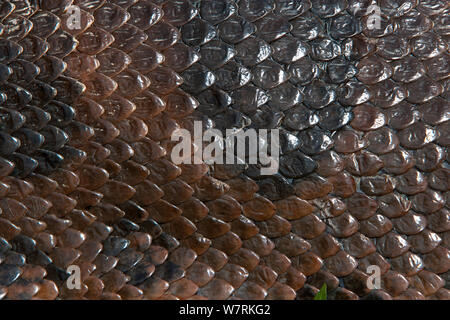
0;0;448;300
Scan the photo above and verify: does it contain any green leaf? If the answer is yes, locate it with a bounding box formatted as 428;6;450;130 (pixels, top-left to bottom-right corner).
314;283;327;300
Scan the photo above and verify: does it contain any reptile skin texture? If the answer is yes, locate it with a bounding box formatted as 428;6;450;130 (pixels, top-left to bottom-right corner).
0;0;448;300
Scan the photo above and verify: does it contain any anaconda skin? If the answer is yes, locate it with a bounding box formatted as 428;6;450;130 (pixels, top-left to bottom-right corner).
0;0;448;300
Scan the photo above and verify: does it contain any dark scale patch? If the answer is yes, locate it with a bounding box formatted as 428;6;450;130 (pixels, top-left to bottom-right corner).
0;0;448;301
